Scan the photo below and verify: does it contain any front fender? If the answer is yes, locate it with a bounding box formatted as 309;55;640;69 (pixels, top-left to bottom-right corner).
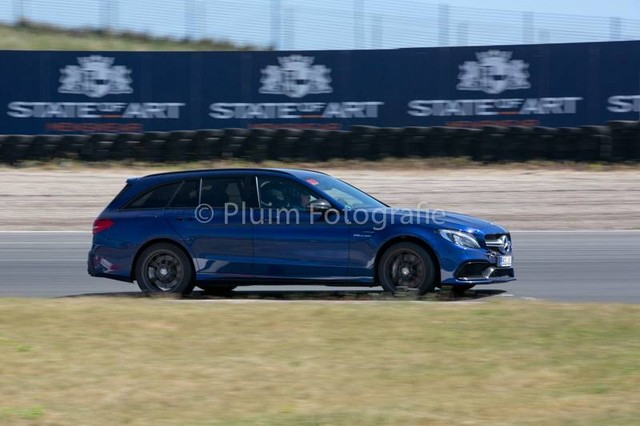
348;223;442;279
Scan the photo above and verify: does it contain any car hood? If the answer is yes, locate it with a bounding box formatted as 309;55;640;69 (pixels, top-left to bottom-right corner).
379;208;508;235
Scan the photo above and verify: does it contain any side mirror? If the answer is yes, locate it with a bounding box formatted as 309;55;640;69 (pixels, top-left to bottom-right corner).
308;198;332;213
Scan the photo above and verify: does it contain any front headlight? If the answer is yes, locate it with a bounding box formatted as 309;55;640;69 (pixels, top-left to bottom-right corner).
438;229;481;249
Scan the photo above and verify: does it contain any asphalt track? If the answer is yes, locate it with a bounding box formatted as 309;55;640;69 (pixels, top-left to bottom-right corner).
0;231;638;302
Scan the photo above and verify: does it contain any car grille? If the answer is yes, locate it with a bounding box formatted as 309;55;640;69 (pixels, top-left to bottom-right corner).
489;268;515;278
455;261;490;279
455;261;515;280
485;234;511;254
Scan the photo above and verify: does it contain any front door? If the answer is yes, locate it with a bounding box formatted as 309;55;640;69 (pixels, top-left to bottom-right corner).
252;175;350;280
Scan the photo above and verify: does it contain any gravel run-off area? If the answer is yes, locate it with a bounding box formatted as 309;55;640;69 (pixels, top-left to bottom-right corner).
1;164;639;231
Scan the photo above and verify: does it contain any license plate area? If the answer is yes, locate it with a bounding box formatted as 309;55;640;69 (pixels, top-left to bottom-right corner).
498;255;512;267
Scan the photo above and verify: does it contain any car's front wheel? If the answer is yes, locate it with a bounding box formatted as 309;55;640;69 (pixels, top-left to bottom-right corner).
135;243;195;295
378;242;436;295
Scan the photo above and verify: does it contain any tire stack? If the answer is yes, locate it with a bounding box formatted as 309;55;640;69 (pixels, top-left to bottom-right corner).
474;126;507;162
112;133;143;162
82;133;116;162
270;129;300;161
321;130;347;161
0;136;5;164
165;131;195;163
1;135;29;164
377;127;403;158
28;135;61;162
220;128;248;160
447;128;478;159
426;126;451;158
243;128;273;163
609;121;640;162
290;129;311;160
553;128;581;161
579;126;611;162
57;135;89;160
401;127;428;158
349;126;378;160
141;132;168;162
1;122;640;165
193;129;224;161
502;126;532;162
296;129;326;162
527;127;556;160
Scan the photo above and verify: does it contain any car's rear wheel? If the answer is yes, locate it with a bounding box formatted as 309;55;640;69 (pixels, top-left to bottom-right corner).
135;243;194;295
378;242;436;295
197;284;237;296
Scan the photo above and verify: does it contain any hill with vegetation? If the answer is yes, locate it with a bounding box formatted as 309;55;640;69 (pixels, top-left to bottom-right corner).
0;22;263;51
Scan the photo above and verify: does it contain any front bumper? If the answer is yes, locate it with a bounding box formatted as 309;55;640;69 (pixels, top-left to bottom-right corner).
439;249;516;286
444;262;515;285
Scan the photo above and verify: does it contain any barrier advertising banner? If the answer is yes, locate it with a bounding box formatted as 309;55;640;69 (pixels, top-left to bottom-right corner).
1;41;639;134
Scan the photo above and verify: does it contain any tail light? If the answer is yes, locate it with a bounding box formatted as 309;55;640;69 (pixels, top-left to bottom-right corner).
93;218;114;234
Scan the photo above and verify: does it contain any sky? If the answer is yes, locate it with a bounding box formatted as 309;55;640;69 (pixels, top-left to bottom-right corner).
443;0;640;17
1;0;639;49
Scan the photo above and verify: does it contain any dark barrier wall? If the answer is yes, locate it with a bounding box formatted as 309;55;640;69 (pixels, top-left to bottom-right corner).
1;41;640;134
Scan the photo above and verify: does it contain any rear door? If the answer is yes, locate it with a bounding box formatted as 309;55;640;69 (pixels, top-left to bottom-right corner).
165;173;254;278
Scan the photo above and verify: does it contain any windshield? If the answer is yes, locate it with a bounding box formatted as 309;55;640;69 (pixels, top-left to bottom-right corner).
300;173;387;210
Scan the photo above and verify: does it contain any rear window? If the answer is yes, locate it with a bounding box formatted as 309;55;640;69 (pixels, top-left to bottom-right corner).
108;183;132;208
124;182;181;210
201;177;247;208
168;180;200;208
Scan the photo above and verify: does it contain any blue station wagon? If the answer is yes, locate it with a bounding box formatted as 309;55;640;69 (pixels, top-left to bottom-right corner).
88;168;515;295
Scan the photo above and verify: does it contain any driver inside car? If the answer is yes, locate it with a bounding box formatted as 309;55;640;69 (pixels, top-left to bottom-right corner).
261;181;314;211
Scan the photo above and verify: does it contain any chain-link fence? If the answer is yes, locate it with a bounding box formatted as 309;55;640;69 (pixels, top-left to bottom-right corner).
1;0;640;50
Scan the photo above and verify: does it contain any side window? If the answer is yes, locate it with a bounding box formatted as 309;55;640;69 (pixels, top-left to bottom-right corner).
168;180;200;208
124;182;181;210
257;177;318;211
201;177;247;208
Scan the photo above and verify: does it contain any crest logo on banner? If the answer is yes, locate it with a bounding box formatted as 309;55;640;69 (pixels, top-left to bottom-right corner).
59;55;133;98
260;55;332;98
457;50;530;95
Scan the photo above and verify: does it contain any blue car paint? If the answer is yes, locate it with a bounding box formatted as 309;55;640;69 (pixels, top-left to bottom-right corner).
88;168;515;288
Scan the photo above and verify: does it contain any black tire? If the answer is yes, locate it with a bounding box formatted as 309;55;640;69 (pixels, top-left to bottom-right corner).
135;243;195;295
197;284;237;296
378;242;436;295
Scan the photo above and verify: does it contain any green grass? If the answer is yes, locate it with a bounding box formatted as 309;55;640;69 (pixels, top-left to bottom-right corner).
0;298;639;425
0;22;263;51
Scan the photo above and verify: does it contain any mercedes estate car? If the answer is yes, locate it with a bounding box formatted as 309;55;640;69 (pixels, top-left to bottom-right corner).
88;168;514;295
